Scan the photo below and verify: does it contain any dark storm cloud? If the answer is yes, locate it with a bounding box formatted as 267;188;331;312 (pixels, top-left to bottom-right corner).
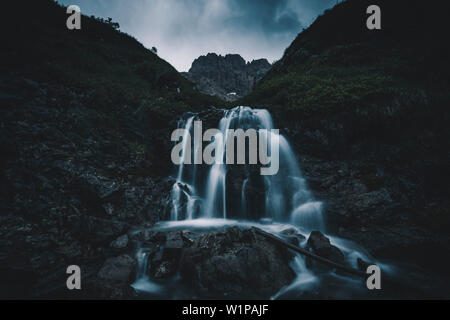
224;0;302;34
58;0;335;71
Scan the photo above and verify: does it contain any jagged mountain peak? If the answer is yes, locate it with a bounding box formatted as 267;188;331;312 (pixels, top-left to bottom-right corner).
183;53;271;101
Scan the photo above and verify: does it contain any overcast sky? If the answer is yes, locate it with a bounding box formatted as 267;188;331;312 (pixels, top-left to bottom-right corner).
59;0;336;71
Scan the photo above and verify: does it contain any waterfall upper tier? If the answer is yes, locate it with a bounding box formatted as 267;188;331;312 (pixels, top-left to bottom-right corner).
169;106;323;232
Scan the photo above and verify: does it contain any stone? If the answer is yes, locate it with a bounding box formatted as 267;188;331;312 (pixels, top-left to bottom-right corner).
95;254;137;299
98;254;136;283
165;231;184;250
279;228;306;246
306;231;345;267
153;260;179;279
110;234;129;249
180;227;295;299
149;231;186;279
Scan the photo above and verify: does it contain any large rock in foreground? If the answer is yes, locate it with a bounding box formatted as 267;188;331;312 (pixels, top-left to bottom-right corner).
95;254;137;299
180;226;295;299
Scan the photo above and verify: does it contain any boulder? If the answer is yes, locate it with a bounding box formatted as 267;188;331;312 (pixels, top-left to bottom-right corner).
110;234;129;250
165;231;184;250
98;254;136;283
306;231;345;270
96;254;137;299
152;260;178;279
150;231;186;279
180;226;295;299
280;228;306;246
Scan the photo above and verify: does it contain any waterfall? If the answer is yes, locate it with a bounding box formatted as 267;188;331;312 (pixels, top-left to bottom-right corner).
170;116;200;221
131;248;163;294
241;178;248;219
169;106;323;231
134;106;390;299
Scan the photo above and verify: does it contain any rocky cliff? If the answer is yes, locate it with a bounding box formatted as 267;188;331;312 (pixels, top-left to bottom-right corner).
183;53;271;101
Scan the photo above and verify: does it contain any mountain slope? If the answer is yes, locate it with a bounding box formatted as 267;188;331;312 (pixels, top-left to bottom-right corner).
2;1;224;117
0;0;225;298
245;0;449;130
242;0;450;244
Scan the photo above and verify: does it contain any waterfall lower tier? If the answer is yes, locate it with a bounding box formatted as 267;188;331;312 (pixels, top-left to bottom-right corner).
170;106;323;232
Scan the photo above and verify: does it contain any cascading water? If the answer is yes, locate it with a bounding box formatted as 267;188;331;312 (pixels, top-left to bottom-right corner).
170;116;201;221
131;248;163;293
169;106;323;231
132;106;392;299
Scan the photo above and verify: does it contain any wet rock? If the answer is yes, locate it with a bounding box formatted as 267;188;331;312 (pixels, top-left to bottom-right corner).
134;230;166;243
165;231;184;250
180;230;195;245
280;228;306;246
98;254;136;283
180;226;295;299
357;257;372;272
153;259;179;279
96;254;137;299
110;234;129;249
150;249;178;279
150;231;188;279
280;228;298;236
306;231;345;269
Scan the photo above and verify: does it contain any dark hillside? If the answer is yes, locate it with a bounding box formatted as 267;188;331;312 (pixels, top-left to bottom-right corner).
245;0;449;127
0;0;225;298
2;1;224;119
242;0;450;267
